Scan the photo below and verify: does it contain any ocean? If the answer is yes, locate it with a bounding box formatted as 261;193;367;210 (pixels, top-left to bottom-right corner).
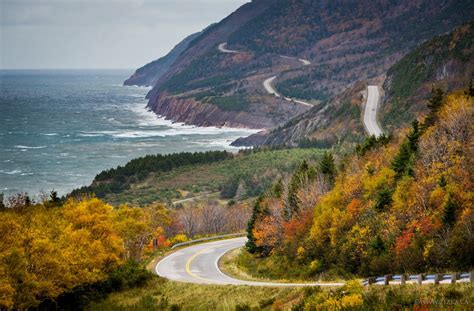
0;70;258;197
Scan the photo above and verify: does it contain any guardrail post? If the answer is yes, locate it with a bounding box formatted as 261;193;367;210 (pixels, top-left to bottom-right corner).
450;273;457;284
417;274;423;285
400;274;406;285
434;274;440;285
368;277;376;285
384;274;392;285
470;271;474;283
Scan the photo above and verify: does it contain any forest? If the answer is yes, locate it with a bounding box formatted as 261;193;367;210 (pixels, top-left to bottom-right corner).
244;89;473;280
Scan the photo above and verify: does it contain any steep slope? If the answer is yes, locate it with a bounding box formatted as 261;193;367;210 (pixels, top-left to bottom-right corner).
142;0;473;130
123;31;203;87
381;21;474;132
235;21;473;147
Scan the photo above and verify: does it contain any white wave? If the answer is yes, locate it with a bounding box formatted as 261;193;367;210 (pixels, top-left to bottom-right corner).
14;145;47;149
129;93;145;98
126;103;262;134
0;169;22;175
82;125;259;139
78;133;104;137
42;133;59;136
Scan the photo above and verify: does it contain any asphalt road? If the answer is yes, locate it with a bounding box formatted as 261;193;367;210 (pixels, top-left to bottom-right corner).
155;237;344;286
156;237;471;286
263;76;312;107
364;86;383;137
217;42;239;54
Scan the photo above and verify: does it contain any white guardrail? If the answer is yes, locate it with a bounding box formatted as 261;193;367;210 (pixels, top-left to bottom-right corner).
363;272;473;286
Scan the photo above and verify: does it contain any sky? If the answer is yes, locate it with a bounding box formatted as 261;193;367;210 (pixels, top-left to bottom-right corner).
0;0;250;69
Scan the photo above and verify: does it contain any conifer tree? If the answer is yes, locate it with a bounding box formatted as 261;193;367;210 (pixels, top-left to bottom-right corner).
319;152;336;185
246;197;263;253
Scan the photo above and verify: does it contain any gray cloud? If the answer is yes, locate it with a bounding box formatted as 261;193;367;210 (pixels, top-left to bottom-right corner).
0;0;249;69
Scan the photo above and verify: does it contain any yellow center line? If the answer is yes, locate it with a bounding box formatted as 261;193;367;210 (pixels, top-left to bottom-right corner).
185;245;217;283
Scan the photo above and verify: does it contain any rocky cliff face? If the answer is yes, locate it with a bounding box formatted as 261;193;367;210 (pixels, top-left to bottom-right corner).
148;92;309;129
149;93;273;129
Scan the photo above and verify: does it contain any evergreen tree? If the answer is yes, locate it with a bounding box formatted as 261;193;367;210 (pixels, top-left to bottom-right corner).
319;152;336;185
424;88;444;128
442;194;458;227
246;197;263;253
391;120;420;177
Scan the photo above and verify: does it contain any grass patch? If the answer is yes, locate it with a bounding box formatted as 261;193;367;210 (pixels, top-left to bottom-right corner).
87;277;303;311
222;247;348;283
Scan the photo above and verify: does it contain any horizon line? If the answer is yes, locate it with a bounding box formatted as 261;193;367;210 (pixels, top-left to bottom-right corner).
0;68;136;71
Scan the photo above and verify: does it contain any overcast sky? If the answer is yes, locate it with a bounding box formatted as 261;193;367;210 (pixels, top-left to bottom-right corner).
0;0;249;69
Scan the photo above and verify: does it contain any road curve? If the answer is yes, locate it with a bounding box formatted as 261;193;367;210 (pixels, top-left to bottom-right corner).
217;42;312;108
263;76;312;107
218;42;239;54
363;86;383;137
156;237;344;287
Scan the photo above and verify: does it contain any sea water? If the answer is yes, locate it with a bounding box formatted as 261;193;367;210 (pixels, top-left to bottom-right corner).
0;70;258;197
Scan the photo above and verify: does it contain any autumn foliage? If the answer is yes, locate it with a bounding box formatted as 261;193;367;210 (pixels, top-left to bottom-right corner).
0;197;172;309
247;91;473;277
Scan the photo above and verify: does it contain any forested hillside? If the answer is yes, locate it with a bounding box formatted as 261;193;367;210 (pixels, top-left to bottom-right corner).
381;21;474;131
141;0;473;131
243;89;473;280
235;22;473;147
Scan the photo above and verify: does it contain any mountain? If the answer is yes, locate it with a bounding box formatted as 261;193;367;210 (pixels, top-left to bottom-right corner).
235;20;474;147
138;0;473;130
123;31;203;87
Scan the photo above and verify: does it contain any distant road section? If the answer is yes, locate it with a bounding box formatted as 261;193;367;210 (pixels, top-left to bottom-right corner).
363;86;383;137
280;55;311;66
298;58;311;66
263;76;280;97
218;43;312;108
155;237;344;286
263;76;312;107
218;42;239;54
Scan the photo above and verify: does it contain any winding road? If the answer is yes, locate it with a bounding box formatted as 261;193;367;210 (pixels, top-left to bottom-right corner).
156;237;343;287
363;86;383;137
156;237;471;287
217;42;313;108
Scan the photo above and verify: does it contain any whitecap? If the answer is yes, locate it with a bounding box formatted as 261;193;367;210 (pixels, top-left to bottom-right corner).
0;169;22;175
14;145;47;149
78;133;104;137
42;133;59;136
